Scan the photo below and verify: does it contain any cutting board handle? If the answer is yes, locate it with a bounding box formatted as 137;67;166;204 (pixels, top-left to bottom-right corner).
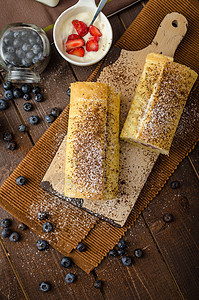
151;12;188;57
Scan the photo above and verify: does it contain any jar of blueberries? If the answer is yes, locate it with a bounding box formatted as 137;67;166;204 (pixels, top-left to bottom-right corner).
0;23;50;83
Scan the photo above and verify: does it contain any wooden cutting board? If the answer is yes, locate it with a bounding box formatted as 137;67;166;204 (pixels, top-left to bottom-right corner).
41;12;188;226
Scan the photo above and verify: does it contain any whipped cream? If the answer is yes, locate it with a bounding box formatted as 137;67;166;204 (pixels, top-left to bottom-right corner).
59;11;108;63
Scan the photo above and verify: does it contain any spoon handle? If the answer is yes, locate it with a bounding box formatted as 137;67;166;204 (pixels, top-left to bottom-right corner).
89;0;107;26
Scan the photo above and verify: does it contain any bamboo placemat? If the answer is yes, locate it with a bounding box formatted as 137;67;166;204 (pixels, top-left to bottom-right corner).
0;0;198;273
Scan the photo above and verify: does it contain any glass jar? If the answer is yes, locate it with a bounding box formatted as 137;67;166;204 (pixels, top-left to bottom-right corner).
0;23;50;83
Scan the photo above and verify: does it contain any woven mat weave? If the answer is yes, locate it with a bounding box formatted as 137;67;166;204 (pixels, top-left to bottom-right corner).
0;0;199;273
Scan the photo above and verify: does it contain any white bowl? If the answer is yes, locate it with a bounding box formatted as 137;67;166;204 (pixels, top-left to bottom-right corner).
53;1;113;66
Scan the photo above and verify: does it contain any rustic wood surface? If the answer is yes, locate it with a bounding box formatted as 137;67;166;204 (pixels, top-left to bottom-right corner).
0;1;199;299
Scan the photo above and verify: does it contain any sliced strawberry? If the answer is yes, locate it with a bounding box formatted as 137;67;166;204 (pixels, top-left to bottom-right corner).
67;47;85;57
72;20;88;37
65;38;85;51
67;34;81;41
86;39;99;52
88;36;100;42
89;25;102;37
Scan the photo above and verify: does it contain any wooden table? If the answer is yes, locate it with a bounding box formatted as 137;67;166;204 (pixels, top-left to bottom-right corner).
1;1;199;299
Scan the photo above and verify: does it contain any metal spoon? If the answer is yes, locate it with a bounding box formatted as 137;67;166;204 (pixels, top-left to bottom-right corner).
89;0;108;26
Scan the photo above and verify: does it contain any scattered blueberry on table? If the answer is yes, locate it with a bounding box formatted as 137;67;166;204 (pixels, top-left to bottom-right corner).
36;239;48;251
3;81;12;90
32;86;41;94
170;181;180;189
118;239;126;249
3;131;13;142
45;114;55;123
13;87;23;98
65;273;76;284
29;115;39;125
38;211;48;220
0;99;8;110
9;232;20;242
23;93;31;101
93;280;102;289
42;222;53;233
163;213;173;223
39;282;51;292
122;256;132;266
4;90;13;100
117;249;125;256
22;84;32;94
76;242;87;252
7;141;17;150
1;218;12;228
61;257;72;268
66;87;71;97
1;228;11;238
108;249;117;257
23;102;33;112
16;176;27;186
50;107;60;118
18;223;27;231
134;249;143;258
18;124;26;132
34;93;43;102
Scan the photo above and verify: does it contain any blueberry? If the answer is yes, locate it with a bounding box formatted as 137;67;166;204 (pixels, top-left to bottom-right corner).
23;93;31;101
13;88;23;98
18;124;26;132
171;181;180;189
4;30;14;39
45;114;55;124
50;107;60;118
76;242;87;252
28;37;36;45
13;39;22;48
163;213;173;223
134;249;143;258
65;273;76;284
4;90;13;100
61;257;72;268
13;31;20;38
118;240;126;249
29;115;39;125
108;249;117;257
18;223;27;231
122;256;132;266
4;53;15;64
21;57;32;67
1;228;11;238
3;81;12;90
32;86;41;94
66;88;71;97
24;102;33;112
22;84;32;94
9;232;20;242
26;51;34;59
38;211;47;220
39;282;51;292
117;249;125;256
32;44;42;55
7;141;17;151
3;132;13;142
3;37;13;46
22;43;31;52
1;218;12;228
43;222;53;233
16;176;27;186
37;52;43;60
0;99;8;110
93;280;102;289
7;46;15;53
37;239;48;251
32;56;39;65
15;48;25;58
34;93;43;102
